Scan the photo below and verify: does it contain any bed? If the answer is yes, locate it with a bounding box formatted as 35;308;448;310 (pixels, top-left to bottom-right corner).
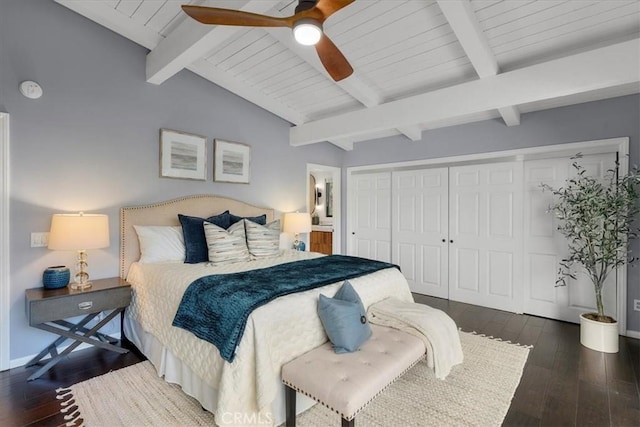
120;194;414;426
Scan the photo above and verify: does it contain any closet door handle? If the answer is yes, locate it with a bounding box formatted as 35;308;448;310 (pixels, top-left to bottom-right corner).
442;239;446;243
450;240;454;243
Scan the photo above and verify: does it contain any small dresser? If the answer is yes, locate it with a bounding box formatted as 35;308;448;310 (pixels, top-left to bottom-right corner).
25;277;131;380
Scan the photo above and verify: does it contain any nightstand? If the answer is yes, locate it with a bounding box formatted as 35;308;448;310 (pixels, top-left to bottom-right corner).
25;277;131;381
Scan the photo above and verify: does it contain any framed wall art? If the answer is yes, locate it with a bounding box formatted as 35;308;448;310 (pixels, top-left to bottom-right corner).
214;139;251;184
160;128;207;181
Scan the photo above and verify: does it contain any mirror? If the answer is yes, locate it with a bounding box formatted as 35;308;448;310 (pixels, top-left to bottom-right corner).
325;180;333;217
309;174;317;214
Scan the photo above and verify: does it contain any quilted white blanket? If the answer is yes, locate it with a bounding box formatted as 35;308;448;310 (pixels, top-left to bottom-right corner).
125;251;413;426
368;297;463;379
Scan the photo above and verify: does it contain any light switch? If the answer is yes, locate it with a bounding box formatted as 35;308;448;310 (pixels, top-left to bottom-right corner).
30;232;49;248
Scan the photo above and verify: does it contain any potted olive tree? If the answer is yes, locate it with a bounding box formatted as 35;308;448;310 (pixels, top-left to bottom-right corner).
543;154;639;353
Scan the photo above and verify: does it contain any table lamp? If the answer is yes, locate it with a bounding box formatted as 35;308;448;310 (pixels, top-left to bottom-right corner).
283;212;311;251
48;212;110;290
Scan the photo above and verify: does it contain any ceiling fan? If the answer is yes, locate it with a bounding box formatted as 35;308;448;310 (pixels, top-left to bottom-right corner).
181;0;355;81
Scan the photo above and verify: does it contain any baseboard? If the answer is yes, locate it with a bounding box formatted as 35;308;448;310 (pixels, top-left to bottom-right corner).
9;332;122;369
625;330;640;340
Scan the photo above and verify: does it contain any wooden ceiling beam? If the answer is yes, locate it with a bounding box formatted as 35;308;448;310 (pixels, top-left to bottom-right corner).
267;29;421;143
146;0;275;85
55;0;162;49
498;106;521;126
397;126;423;142
437;0;520;127
437;0;497;77
290;39;640;145
190;59;356;150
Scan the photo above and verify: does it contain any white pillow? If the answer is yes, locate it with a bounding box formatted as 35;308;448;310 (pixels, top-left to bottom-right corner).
133;225;185;264
203;220;250;265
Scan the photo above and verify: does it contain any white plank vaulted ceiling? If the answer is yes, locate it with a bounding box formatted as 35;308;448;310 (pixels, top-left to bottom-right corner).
55;0;640;150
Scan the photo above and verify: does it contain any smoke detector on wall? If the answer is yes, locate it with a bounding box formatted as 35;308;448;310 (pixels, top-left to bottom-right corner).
19;80;43;99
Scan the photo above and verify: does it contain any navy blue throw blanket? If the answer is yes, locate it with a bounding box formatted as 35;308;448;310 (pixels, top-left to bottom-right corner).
172;255;398;362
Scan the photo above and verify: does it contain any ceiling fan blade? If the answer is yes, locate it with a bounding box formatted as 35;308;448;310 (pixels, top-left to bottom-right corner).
315;35;353;81
182;3;356;81
314;0;356;20
182;5;292;28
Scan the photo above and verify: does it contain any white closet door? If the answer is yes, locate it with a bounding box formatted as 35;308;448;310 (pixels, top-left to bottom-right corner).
449;162;523;313
392;168;449;297
523;154;617;323
349;172;392;262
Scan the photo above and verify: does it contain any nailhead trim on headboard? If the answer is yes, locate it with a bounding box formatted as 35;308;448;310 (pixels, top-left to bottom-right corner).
120;194;275;279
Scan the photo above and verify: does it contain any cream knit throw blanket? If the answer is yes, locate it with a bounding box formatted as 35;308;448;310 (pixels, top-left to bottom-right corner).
368;298;463;379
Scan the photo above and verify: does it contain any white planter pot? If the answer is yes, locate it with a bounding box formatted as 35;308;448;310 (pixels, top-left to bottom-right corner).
580;313;619;353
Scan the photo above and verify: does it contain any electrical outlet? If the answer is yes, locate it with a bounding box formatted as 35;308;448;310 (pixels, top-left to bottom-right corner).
634;299;640;312
30;232;49;247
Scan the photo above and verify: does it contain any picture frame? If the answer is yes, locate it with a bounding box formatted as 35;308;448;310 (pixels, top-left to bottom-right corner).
214;139;251;184
160;129;207;181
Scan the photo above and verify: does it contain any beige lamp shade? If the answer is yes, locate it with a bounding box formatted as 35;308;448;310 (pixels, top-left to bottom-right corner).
48;213;110;250
283;212;312;234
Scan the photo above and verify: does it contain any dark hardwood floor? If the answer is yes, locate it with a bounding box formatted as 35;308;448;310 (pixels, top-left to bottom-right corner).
0;339;146;427
413;295;640;427
1;296;639;426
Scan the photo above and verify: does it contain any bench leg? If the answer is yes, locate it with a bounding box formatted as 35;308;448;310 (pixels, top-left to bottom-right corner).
285;385;296;427
342;418;354;427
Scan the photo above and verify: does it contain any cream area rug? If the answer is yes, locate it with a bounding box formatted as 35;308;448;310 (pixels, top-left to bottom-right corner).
57;332;530;427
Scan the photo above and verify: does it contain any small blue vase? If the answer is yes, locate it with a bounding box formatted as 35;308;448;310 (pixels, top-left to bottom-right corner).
43;266;70;289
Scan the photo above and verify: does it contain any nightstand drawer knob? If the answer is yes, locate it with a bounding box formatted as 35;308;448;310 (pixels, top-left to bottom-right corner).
78;301;93;310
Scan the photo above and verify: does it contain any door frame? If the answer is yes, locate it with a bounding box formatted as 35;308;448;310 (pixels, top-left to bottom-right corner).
0;113;10;370
346;137;629;335
307;164;341;254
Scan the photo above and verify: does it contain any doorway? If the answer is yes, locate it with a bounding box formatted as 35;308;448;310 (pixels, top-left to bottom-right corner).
307;164;341;255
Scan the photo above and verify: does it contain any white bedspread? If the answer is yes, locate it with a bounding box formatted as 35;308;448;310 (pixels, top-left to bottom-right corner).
125;251;413;426
368;297;463;379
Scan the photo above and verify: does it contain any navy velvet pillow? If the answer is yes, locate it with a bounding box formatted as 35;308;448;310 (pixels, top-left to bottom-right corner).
318;281;372;353
179;212;231;263
229;213;266;227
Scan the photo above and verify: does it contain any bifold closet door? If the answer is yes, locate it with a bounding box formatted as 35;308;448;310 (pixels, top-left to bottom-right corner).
523;154;617;323
349;172;392;262
448;162;523;313
392;169;449;298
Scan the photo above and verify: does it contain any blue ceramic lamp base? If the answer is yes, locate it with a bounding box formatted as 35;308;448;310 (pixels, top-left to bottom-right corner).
292;236;306;251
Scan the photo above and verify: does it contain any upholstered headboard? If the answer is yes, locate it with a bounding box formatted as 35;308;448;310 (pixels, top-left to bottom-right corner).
120;194;275;278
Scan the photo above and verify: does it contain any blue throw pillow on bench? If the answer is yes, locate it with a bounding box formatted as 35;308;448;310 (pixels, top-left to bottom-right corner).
318;281;372;353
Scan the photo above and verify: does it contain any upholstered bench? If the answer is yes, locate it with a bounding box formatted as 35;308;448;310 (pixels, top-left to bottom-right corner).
281;324;426;427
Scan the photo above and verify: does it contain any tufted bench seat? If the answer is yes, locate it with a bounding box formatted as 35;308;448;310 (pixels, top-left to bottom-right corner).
281;324;426;427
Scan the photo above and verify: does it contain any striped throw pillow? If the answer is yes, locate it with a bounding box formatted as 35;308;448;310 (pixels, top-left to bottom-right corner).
245;219;281;259
203;220;250;265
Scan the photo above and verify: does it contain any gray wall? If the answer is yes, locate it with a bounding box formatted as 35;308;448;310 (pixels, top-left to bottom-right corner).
342;94;640;332
2;0;639;363
1;0;343;360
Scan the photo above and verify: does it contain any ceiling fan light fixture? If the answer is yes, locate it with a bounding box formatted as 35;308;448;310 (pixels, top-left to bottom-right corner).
181;0;355;81
293;18;322;46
